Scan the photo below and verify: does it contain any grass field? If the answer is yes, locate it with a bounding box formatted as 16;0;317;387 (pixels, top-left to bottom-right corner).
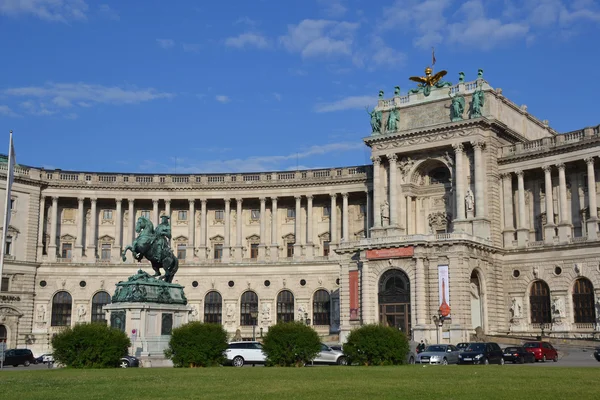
1;365;598;400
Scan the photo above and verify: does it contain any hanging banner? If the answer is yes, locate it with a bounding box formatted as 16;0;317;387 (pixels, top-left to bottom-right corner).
438;265;451;317
349;270;359;320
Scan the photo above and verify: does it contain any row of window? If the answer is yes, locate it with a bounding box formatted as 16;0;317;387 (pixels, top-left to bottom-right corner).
529;278;596;324
51;291;111;326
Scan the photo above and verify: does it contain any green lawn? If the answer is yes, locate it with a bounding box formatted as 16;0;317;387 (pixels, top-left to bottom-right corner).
1;366;598;400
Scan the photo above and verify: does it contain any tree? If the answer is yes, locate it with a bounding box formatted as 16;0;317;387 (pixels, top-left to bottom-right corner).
164;322;228;367
51;323;130;368
343;324;409;366
262;322;321;367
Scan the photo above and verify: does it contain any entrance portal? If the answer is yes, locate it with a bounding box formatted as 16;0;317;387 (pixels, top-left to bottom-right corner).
378;269;411;334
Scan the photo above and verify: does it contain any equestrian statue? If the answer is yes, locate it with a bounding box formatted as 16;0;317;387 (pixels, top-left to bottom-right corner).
122;215;179;283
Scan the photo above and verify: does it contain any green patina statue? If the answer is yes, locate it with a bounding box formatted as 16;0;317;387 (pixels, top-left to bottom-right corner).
449;91;465;122
459;72;465;83
387;108;399;132
470;83;485;119
366;106;383;134
122;215;179;283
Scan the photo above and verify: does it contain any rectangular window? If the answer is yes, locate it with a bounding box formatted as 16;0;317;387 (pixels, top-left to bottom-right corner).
287;208;295;218
61;243;72;259
323;241;330;257
141;210;151;219
101;243;111;260
250;243;259;259
214;244;223;260
177;243;186;260
178;210;187;221
251;209;260;220
215;210;224;221
323;206;331;217
287;242;295;258
5;236;12;256
9;199;15;210
1;277;8;292
103;210;113;220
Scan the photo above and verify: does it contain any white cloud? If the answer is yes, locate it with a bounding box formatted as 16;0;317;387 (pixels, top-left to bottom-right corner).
234;16;258;26
0;0;88;22
0;105;20;118
317;0;347;18
182;43;201;53
98;4;118;21
225;32;269;49
215;95;230;103
156;39;175;49
353;36;406;70
279;19;359;58
314;95;377;113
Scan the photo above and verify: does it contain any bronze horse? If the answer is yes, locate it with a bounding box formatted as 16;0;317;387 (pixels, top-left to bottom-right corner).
121;216;179;283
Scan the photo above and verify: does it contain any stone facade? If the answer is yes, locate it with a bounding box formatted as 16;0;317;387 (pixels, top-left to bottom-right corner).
1;72;600;356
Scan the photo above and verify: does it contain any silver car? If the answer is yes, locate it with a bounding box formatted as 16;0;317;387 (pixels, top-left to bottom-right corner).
312;343;347;365
417;344;460;365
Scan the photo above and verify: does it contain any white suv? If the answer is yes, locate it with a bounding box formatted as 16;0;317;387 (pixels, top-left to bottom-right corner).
226;341;266;367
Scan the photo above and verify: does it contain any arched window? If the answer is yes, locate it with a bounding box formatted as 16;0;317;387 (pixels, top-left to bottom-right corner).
51;291;72;326
573;278;595;324
313;290;331;326
204;291;223;324
91;291;111;322
277;290;294;323
240;291;258;326
529;281;551;324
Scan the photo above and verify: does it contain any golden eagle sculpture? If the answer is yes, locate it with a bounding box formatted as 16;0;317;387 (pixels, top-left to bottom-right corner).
409;67;447;87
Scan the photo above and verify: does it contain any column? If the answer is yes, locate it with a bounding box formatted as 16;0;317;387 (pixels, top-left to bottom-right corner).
365;191;371;237
223;198;231;262
372;156;382;228
259;197;266;258
542;165;556;243
48;196;58;260
199;199;207;260
556;163;572;242
294;196;302;257
472;141;486;217
405;195;412;234
330;194;338;244
86;197;97;258
37;197;46;260
388;154;398;226
501;173;515;247
342;192;349;241
165;199;171;221
113;198;123;260
585;157;598;240
516;170;528;246
75;197;85;252
415;257;426;326
187;199;195;261
127;199;134;262
152;199;159;227
306;195;314;258
270;197;278;260
236;198;243;247
453;143;465;221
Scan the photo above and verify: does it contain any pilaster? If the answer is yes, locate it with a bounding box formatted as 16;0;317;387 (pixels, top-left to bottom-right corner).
76;197;85;259
501;173;515;247
556;163;572;243
516;170;529;247
585;157;598;240
542;165;556;244
223;198;231;263
86;197;97;259
187;199;195;262
112;198;123;262
270;197;279;261
236;198;244;262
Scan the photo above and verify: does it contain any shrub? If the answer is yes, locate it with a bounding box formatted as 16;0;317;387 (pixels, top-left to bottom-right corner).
262;322;321;367
164;322;228;367
51;322;130;368
343;324;409;366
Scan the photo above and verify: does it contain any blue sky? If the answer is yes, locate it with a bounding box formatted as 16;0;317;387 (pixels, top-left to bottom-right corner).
0;0;599;173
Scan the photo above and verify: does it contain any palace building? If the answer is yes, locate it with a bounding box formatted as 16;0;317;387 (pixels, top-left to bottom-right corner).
1;68;599;356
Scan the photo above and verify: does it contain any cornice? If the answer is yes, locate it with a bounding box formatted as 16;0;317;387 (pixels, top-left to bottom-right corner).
498;135;600;165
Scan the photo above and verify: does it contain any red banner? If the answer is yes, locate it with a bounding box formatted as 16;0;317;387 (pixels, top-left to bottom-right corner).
349;270;359;320
366;247;414;259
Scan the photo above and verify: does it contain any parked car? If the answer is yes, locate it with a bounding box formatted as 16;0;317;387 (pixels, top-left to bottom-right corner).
523;341;558;362
35;353;52;364
42;354;54;364
119;355;140;368
417;344;460;365
503;346;536;364
456;342;471;352
311;343;347;365
2;349;36;367
225;341;266;367
593;347;600;362
458;342;504;365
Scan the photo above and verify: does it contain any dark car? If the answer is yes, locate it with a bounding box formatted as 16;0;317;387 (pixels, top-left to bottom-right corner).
523;341;558;362
119;355;140;368
503;346;536;364
458;342;504;365
456;342;471;352
593;347;600;362
2;348;36;367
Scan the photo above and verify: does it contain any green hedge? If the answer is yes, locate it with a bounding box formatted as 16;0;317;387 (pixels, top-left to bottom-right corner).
343;324;409;366
51;322;131;368
164;322;228;367
262;322;321;367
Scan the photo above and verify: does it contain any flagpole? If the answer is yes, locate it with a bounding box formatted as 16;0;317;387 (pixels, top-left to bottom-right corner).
0;130;14;293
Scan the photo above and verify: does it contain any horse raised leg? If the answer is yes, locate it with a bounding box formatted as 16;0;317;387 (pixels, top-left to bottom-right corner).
122;245;135;262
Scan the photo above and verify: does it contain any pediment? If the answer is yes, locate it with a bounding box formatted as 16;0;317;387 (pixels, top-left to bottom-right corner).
98;235;114;242
0;306;23;317
281;233;295;241
210;235;224;242
318;232;330;241
60;234;76;241
0;225;20;235
173;235;188;242
246;234;260;241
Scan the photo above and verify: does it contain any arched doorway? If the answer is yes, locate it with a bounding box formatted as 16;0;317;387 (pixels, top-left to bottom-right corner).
378;269;411;333
470;271;483;330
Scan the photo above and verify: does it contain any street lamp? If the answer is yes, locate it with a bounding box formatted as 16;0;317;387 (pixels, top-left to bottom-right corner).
250;308;258;341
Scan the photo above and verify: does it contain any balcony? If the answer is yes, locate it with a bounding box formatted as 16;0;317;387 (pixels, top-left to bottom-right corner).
337;232;493;251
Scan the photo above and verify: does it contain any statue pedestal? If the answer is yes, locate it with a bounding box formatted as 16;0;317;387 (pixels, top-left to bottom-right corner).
104;269;190;368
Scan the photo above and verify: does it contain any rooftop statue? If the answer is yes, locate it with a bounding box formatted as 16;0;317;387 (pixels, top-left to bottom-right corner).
449;90;465;122
409;67;450;96
470;82;485;119
387;108;400;132
366;106;382;134
122;215;179;283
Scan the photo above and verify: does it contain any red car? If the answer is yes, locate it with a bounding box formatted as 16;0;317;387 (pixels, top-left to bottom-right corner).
523;341;558;362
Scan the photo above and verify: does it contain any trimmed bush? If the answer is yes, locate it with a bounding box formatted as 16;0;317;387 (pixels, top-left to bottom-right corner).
343;324;409;366
51;322;131;368
262;322;321;367
164;322;228;367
